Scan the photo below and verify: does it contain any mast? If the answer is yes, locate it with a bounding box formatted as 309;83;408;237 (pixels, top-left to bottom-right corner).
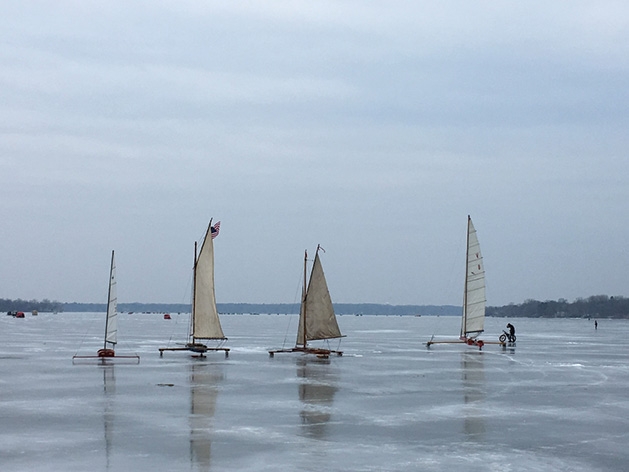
461;216;470;338
302;249;308;347
191;240;199;343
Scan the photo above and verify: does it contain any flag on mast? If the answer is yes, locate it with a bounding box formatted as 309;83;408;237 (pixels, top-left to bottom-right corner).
211;221;221;239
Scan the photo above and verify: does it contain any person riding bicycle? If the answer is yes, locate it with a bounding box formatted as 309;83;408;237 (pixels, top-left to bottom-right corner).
506;323;515;339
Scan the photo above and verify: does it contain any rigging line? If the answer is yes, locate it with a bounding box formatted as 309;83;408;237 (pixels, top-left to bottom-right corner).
197;223;209;246
118;338;140;358
430;226;466;339
72;313;102;356
281;263;305;348
324;337;342;351
164;310;187;348
162;260;195;348
180;265;194;306
116;317;139;353
281;315;292;349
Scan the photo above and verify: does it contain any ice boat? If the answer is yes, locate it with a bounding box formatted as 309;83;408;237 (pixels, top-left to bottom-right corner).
159;220;229;357
269;245;344;359
427;216;505;350
73;251;140;362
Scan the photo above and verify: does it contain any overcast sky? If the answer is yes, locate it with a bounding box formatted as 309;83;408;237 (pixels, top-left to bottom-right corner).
1;1;628;307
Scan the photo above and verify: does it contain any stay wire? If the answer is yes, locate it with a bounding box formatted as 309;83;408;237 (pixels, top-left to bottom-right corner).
72;313;102;356
164;268;194;348
280;261;306;349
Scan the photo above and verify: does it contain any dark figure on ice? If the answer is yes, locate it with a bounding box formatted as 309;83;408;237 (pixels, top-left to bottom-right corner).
500;323;516;343
507;323;515;337
595;320;598;330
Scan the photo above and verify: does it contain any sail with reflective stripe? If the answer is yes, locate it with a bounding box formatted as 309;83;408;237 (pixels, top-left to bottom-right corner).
104;251;118;345
461;216;485;337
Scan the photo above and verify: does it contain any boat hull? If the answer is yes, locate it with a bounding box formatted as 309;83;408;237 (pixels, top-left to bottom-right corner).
268;346;343;358
426;337;505;350
158;342;229;357
72;353;140;364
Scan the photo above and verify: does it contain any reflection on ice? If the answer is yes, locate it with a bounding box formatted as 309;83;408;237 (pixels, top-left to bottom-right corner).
189;362;223;471
102;365;115;471
296;358;338;440
461;352;485;441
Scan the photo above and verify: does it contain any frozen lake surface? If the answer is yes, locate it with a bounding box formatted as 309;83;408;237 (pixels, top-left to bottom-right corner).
1;313;627;471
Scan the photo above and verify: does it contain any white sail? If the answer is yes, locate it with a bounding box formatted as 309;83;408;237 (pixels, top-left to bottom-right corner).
461;216;485;337
105;250;118;345
192;222;225;340
296;249;343;346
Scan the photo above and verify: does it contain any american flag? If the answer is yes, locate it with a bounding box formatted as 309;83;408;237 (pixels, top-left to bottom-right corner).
211;221;221;239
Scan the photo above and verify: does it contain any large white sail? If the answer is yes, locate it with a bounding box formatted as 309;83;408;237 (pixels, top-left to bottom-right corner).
192;223;225;340
461;216;485;337
296;249;343;346
105;250;118;345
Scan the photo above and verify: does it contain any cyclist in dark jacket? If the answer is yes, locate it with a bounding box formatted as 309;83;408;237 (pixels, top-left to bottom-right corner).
506;323;515;338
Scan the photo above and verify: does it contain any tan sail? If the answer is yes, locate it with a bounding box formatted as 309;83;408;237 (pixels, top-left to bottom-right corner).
192;222;225;340
296;249;342;345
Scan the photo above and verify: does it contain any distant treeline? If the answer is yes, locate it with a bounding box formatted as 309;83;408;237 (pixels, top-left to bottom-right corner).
0;298;64;313
486;295;629;319
3;296;628;318
59;302;461;316
63;302;193;313
219;303;461;316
